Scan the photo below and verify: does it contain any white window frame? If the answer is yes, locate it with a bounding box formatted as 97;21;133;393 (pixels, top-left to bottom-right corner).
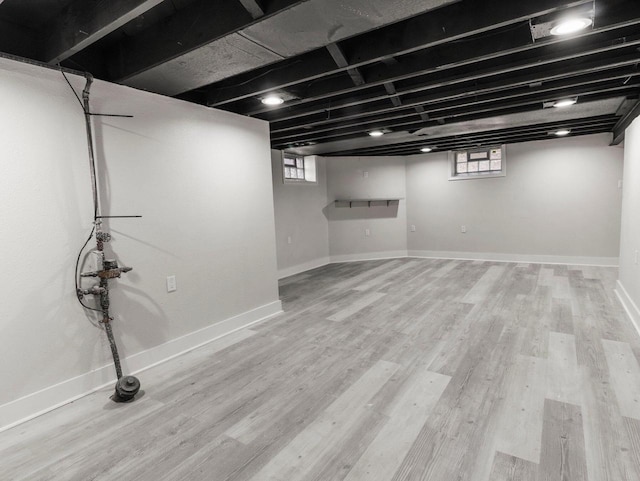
449;145;506;181
282;153;317;184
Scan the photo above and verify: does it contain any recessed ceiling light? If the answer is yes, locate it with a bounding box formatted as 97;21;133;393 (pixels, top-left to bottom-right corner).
550;17;592;36
554;129;572;136
420;147;433;153
261;95;284;106
369;130;385;137
553;98;577;108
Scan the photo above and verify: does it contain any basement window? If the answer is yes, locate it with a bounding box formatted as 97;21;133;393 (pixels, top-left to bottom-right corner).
449;145;506;181
283;154;316;183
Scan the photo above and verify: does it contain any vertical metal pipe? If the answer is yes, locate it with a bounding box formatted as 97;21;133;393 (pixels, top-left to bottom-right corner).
81;73;99;220
81;73;124;381
103;320;123;379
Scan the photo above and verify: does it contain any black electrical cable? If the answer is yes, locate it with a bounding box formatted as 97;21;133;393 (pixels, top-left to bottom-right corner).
60;68;85;112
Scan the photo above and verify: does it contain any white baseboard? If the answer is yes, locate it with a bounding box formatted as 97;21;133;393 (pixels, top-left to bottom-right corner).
278;257;331;279
615;280;640;340
0;300;282;433
330;250;409;263
407;250;619;267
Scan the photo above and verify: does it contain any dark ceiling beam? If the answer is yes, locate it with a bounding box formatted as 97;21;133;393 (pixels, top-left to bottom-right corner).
206;0;597;106
333;128;614;156
42;0;165;64
273;88;637;148
206;49;339;106
271;74;639;142
343;0;591;65
271;64;640;138
611;99;640;144
237;0;265;19
114;0;457;95
271;85;639;146
339;126;617;156
327;117;618;156
244;20;640;118
325;43;365;87
107;0;256;81
268;50;640;133
317;118;619;156
0;19;38;58
384;82;402;107
414;105;430;122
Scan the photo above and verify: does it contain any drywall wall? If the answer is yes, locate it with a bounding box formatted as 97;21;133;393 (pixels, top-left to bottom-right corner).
325;156;408;261
617;117;640;330
271;151;330;277
406;134;623;264
0;57;280;430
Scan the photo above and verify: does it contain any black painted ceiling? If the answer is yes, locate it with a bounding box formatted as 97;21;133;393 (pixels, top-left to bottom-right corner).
1;0;639;156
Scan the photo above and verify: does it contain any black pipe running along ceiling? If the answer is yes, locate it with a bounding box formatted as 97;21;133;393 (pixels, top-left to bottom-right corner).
1;0;639;156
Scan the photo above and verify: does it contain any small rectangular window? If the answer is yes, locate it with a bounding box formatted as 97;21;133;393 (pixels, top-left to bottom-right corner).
450;145;506;181
283;154;317;184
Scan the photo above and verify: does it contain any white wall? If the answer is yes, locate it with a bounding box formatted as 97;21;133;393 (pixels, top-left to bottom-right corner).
0;57;281;430
617;117;640;330
325;156;408;261
406;134;623;264
271;151;330;277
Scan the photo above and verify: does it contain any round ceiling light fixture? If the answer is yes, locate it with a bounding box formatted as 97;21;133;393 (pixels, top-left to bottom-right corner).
261;95;284;106
420;147;433;153
369;130;385;137
550;17;593;36
554;129;572;136
553;98;577;108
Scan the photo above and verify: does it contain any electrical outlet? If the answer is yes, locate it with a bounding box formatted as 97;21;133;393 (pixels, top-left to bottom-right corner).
618;179;623;189
363;171;369;178
287;236;292;245
166;275;177;293
461;225;467;233
410;224;416;232
365;228;371;237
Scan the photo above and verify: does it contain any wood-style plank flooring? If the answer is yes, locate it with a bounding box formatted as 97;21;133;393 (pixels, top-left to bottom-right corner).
2;258;640;480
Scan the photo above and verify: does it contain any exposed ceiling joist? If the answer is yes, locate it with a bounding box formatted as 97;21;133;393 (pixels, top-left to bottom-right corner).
117;0;458;96
326;42;365;86
0;18;37;58
246;18;640;118
286;98;624;155
266;47;640;131
328;118;618;156
43;0;165;64
206;0;597;107
272;84;638;146
611;100;640;145
384;82;402;107
108;0;257;84
237;0;265;19
414;105;430;122
344;0;591;65
271;77;640;143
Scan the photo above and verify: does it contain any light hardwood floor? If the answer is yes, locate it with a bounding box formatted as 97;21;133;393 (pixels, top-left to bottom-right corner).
2;258;640;480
